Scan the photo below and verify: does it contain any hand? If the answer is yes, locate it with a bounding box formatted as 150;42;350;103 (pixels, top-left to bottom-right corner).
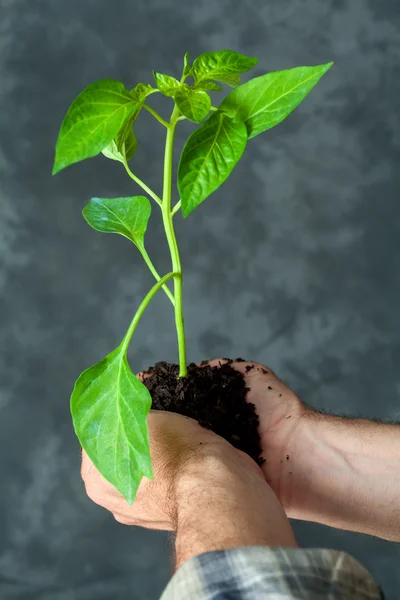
81;410;264;531
82;408;297;566
206;359;307;514
209;359;400;543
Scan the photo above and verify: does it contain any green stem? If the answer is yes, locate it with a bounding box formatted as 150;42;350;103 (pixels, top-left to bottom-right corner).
139;246;175;306
142;104;169;128
122;272;176;352
171;200;181;217
123;160;162;207
162;105;187;377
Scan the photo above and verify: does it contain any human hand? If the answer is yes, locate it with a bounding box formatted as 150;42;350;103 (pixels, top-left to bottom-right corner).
81;410;264;531
208;359;400;543
206;359;307;515
82;408;296;565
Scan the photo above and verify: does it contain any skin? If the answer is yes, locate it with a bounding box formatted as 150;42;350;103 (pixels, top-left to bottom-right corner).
82;411;297;569
82;359;400;562
221;360;400;542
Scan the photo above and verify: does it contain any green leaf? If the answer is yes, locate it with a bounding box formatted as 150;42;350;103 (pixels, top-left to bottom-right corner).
131;82;155;102
183;51;191;77
71;345;153;504
116;117;138;160
220;63;333;139
121;127;138;161
174;87;211;123
102;118;138;163
82;196;151;250
153;71;180;97
101;140;125;162
178;111;247;217
53;79;141;174
192;50;258;87
195;81;223;92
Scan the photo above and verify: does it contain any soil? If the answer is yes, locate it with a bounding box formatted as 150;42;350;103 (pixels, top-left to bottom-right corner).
143;359;263;464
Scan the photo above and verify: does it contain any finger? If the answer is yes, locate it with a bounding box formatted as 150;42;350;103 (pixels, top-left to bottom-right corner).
197;357;230;369
136;369;152;382
196;358;276;380
229;360;272;377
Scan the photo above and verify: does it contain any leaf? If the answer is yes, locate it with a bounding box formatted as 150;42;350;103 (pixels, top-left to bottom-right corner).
71;345;153;504
82;196;151;250
220;63;333;139
174;87;211;123
131;82;155;102
121;127;138;161
195;81;223;92
102;119;138;163
153;71;180;97
116;117;138;160
192;50;258;87
101;140;125;162
53;79;141;174
183;51;191;77
178;111;247;217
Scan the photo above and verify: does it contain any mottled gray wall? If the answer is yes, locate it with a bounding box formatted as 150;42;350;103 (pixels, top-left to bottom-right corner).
0;0;399;598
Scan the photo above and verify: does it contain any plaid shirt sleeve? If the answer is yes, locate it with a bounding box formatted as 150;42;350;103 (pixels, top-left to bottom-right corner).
160;546;384;600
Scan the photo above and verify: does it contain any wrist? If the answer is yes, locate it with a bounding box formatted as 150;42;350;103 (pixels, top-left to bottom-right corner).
277;406;323;517
280;409;392;531
173;445;297;569
278;408;355;521
284;409;400;540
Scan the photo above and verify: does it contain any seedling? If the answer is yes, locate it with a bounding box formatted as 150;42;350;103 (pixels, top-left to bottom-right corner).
53;50;332;503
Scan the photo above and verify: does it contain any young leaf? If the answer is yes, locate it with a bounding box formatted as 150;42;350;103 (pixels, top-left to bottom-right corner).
153;71;180;97
178;111;247;217
71;345;153;504
53;79;141;174
131;82;155;102
174;87;211;123
122;127;138;161
183;51;191;77
102;119;138;163
116;117;138;160
82;196;151;250
195;81;223;92
101;140;125;162
192;50;258;87
220;63;333;139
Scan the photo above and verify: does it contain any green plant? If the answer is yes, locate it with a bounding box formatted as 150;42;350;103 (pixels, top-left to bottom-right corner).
53;50;332;503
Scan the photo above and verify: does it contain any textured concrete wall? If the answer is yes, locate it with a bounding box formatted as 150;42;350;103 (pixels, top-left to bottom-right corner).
0;0;399;598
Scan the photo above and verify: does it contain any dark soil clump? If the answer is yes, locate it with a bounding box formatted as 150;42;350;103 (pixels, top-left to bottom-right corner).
143;360;263;464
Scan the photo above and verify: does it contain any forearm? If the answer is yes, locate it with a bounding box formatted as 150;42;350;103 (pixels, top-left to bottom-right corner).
285;410;400;541
175;450;297;570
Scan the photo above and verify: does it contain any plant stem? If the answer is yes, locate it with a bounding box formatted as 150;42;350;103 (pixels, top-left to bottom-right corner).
139;246;175;306
171;200;181;217
162;104;187;377
122;272;176;351
142;104;169;128
123;160;162;207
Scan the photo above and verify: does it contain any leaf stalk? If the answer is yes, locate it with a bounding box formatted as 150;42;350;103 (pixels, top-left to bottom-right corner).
138;246;175;306
122;272;176;352
123;159;162;207
142;104;169;128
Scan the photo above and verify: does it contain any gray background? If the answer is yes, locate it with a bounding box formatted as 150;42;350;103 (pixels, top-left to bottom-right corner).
0;0;399;598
